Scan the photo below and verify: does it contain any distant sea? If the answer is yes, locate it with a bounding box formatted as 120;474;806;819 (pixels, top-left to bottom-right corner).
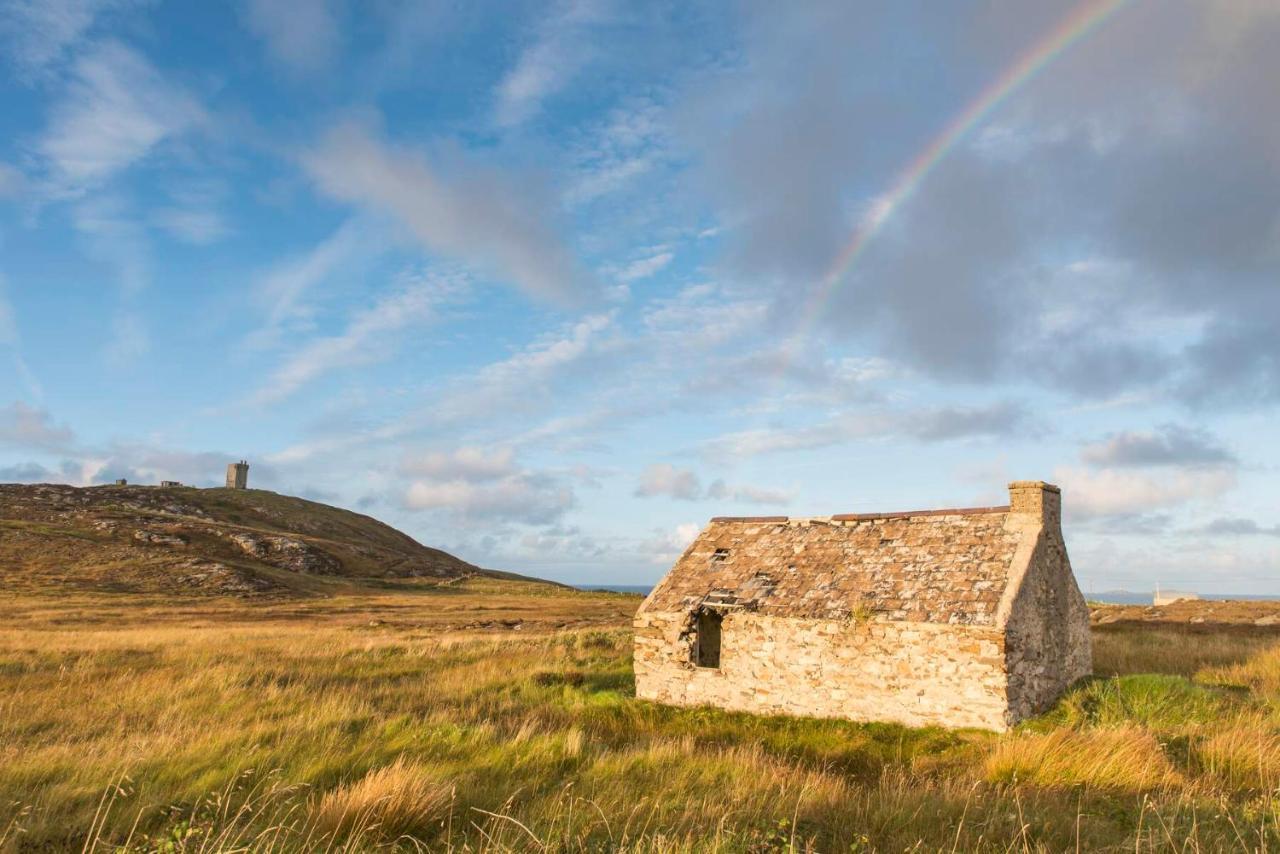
576;586;1280;603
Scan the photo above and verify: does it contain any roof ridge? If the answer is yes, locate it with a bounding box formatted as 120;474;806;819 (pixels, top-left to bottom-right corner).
711;505;1010;523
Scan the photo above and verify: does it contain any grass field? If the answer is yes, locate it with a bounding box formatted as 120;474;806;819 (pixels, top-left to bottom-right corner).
4;582;1280;851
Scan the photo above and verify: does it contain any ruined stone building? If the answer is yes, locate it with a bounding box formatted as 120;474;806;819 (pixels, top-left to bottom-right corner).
634;481;1091;730
226;461;250;490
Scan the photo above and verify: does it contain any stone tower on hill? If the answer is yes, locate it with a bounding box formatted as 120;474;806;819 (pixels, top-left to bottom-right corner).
633;480;1091;731
226;461;249;490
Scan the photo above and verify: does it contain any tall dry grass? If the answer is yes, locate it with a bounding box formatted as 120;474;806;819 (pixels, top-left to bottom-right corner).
310;757;453;841
4;591;1280;850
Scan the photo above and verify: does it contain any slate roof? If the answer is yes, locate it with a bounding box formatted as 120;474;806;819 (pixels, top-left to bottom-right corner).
641;507;1025;626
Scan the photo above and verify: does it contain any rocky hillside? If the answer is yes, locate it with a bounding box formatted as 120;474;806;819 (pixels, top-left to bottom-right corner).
0;483;484;596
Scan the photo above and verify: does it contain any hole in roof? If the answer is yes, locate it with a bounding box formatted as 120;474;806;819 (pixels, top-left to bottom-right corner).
711;548;730;563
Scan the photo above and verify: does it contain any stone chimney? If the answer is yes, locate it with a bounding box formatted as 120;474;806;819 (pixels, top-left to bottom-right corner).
1008;480;1061;527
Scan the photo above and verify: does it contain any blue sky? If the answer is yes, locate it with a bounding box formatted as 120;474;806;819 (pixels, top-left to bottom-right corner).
1;0;1277;589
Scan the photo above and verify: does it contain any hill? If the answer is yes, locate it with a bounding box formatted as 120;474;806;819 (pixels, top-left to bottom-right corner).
0;482;487;596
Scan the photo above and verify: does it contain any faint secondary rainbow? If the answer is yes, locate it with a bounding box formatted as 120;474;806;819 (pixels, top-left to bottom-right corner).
792;0;1131;335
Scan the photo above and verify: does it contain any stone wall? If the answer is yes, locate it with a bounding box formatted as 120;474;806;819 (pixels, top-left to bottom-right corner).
634;610;1011;730
1002;525;1092;721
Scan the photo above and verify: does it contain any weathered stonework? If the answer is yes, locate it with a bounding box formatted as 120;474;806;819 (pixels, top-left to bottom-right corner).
226;461;249;490
634;481;1091;731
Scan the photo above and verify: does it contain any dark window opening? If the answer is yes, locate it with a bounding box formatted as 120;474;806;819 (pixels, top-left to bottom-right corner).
694;610;723;668
711;548;730;565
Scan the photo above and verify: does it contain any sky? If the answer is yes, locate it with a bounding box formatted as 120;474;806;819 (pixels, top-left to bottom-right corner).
0;0;1277;590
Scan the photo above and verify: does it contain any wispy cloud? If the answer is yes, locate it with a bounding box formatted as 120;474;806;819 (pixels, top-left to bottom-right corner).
0;163;26;197
432;312;618;427
104;310;148;366
702;402;1030;460
38;40;204;194
634;463;701;500
250;275;455;405
242;0;341;75
615;251;673;283
705;479;793;506
566;99;669;204
402;446;517;481
0;0;141;77
1199;517;1280;537
494;0;610;128
634;463;791;506
149;181;232;245
303;122;596;304
1081;424;1236;468
0;275;41;398
245;219;381;351
149;207;228;245
70;194;152;363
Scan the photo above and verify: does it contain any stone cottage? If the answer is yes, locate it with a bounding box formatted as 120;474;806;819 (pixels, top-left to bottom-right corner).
634;481;1091;730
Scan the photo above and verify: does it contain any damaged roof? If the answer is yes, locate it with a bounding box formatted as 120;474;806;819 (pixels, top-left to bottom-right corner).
641;507;1025;626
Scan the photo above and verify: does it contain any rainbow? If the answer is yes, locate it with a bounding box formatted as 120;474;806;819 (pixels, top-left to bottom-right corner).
792;0;1132;334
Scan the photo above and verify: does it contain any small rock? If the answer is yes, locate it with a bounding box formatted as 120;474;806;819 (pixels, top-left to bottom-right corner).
133;530;188;547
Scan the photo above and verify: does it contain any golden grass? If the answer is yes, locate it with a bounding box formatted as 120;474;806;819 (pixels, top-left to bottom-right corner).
985;727;1183;791
5;589;1280;850
1194;715;1280;793
310;757;454;842
1201;643;1280;695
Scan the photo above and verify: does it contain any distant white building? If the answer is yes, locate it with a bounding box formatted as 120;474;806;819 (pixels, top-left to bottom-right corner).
1153;588;1200;606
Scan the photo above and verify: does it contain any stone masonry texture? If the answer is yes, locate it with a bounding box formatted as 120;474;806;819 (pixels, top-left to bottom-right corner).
634;481;1092;731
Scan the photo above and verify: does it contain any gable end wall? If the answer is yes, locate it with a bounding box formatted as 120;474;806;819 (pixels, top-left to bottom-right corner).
1000;525;1093;724
634;610;1011;730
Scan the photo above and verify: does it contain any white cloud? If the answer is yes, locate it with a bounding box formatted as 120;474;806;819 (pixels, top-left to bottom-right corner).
426;312;616;425
72;193;149;295
1055;465;1237;520
150;206;229;245
402;446;516;481
494;0;609;128
0;402;75;451
634;464;792;506
39;40;204;194
245;219;377;351
242;0;341;75
705;479;793;506
702;403;1030;460
0;163;25;197
262;312;618;465
150;208;226;245
635;463;701;500
475;312;613;388
402;457;575;525
0;276;41;398
616;251;673;283
0;0;139;77
1080;424;1236;468
565;99;669;204
638;522;701;565
404;475;574;525
251;277;449;405
303;122;594;304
